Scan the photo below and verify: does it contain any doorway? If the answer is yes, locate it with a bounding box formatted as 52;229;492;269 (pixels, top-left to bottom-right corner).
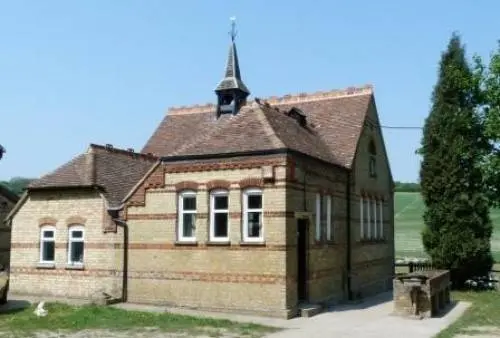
297;218;308;302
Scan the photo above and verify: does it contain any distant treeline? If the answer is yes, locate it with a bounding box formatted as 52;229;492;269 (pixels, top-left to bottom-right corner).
394;181;421;192
0;177;34;196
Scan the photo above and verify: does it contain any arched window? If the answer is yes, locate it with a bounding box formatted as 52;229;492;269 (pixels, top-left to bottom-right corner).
67;225;85;266
368;139;377;177
210;189;229;242
39;225;56;264
178;190;197;242
243;188;263;242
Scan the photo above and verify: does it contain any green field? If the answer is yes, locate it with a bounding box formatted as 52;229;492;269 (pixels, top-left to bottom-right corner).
395;192;500;262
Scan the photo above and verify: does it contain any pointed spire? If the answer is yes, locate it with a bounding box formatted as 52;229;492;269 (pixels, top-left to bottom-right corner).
215;17;250;95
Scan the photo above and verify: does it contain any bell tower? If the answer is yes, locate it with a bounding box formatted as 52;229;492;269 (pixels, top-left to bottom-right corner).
214;17;250;117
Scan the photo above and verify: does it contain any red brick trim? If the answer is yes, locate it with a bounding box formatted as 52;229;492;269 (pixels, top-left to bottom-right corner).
38;217;57;227
10;267;115;277
239;178;263;189
126;211;291;221
175;181;199;192
66;216;86;226
128;164;166;206
10;267;286;285
164;158;286;174
11;241;292;251
206;180;231;191
127;213;177;220
12;242;122;250
351;257;393;270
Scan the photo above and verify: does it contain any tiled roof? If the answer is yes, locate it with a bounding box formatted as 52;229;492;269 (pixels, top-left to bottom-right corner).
142;85;374;168
28;144;157;207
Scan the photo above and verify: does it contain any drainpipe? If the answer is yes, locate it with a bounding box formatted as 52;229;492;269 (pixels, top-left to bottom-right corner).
101;194;128;303
111;216;128;302
346;171;352;301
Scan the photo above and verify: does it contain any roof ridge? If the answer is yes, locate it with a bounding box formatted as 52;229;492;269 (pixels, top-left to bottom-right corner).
252;104;286;149
89;143;158;161
166;84;373;116
260;84;373;106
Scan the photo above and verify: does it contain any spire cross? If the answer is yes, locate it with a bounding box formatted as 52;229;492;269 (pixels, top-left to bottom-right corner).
229;16;237;42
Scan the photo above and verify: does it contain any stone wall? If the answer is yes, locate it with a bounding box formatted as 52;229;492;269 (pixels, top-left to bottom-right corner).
393;270;451;319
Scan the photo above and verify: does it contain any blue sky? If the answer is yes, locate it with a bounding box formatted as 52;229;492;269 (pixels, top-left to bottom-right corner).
0;0;498;182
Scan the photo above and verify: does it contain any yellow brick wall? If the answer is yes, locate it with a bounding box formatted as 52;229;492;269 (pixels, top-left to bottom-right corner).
351;101;395;297
9;190;124;300
0;193;16;267
126;165;291;317
286;157;349;306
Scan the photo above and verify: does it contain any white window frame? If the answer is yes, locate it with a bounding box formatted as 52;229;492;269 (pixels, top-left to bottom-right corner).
365;197;371;239
178;190;197;242
326;195;332;241
242;188;264;242
378;199;384;239
360;197;364;240
210;189;230;242
67;225;85;266
315;193;321;241
39;225;56;264
372;198;377;239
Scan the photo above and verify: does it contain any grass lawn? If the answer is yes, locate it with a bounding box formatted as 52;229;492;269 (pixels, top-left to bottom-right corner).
395;192;500;262
0;302;280;338
436;291;500;338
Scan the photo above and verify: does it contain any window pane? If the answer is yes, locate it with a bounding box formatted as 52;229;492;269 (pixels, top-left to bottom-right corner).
183;196;196;211
71;230;83;239
248;194;262;209
214;195;228;210
247;212;262;238
321;196;327;222
214;213;228;237
43;230;54;239
183;213;196;237
42;242;55;262
70;242;84;263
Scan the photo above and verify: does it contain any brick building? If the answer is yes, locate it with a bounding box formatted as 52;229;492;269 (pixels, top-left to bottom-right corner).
5;32;394;318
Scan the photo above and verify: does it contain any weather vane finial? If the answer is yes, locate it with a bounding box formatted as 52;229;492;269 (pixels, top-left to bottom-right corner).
229;16;237;42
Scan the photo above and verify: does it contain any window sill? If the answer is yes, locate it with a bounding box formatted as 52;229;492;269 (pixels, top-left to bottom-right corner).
360;239;386;244
206;241;231;246
36;263;55;269
65;264;85;270
239;241;266;247
175;240;198;246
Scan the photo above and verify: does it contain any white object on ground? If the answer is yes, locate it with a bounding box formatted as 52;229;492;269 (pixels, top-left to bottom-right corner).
34;301;48;317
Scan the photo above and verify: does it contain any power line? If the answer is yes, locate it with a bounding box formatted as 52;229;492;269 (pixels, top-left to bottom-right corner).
379;125;423;130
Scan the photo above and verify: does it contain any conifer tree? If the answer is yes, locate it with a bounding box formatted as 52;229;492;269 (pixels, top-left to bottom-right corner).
419;33;493;287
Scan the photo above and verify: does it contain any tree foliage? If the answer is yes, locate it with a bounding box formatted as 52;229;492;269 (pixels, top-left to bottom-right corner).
394;181;421;192
0;177;34;196
418;33;493;287
473;42;500;206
